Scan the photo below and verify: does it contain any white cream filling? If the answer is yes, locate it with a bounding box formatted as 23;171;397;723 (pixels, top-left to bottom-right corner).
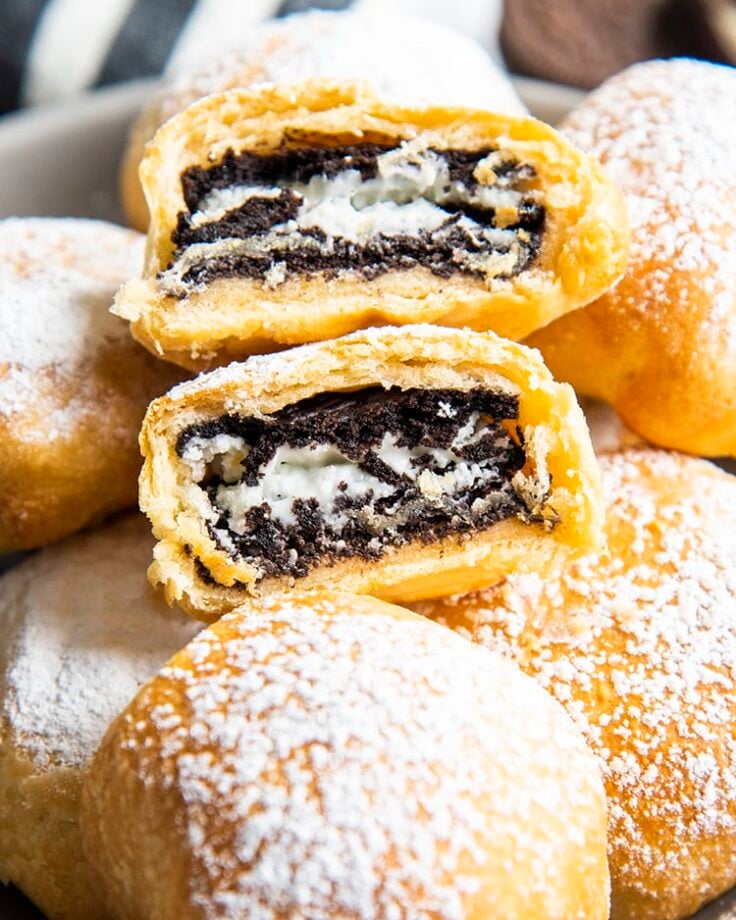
216;445;394;532
180;433;249;482
162;141;537;295
180;410;526;538
296;170;450;241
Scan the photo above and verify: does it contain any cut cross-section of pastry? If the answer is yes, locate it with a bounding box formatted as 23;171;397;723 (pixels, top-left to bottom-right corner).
116;79;629;371
140;326;604;620
120;7;527;231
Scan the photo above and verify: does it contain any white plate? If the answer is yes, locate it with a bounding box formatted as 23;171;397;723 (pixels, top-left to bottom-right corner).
0;76;733;920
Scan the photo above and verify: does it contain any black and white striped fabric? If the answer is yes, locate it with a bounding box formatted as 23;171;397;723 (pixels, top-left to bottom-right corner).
0;0;355;115
0;0;504;116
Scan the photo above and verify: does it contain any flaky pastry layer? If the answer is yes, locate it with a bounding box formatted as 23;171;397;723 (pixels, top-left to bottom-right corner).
115;80;628;370
140;325;603;620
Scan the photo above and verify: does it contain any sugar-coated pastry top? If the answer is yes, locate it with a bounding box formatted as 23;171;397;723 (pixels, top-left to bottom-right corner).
0;515;201;768
0;216;185;552
528;59;736;455
0;218;143;443
163;322;523;401
563;59;736;318
84;591;609;919
158;8;524;116
417;449;736;919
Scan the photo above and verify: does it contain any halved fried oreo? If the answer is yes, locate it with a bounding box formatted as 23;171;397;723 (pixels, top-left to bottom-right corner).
116;80;628;371
140;325;603;620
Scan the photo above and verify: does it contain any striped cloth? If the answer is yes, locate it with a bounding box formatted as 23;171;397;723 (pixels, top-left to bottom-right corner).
0;0;503;115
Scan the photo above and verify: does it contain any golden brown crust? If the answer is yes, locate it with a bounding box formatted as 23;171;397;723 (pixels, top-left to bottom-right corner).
0;339;182;552
527;59;736;457
415;449;736;920
115;79;628;370
139;324;604;621
0;218;183;552
120;52;281;234
0;742;99;920
82;590;610;920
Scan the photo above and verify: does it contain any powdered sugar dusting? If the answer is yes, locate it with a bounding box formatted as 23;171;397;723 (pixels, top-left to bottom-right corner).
422;449;736;903
122;593;604;918
143;9;524;140
0;515;200;768
562;59;736;353
0;218;145;441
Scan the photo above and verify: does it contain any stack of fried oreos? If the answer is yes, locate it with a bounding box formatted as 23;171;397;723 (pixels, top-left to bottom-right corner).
2;9;736;920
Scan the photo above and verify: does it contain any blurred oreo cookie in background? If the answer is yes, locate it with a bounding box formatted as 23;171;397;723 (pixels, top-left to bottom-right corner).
500;0;735;88
698;0;736;62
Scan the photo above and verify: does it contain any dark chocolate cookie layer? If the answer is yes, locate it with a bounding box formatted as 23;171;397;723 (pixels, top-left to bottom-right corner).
176;220;543;286
179;387;549;582
181;144;397;212
166;143;544;288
